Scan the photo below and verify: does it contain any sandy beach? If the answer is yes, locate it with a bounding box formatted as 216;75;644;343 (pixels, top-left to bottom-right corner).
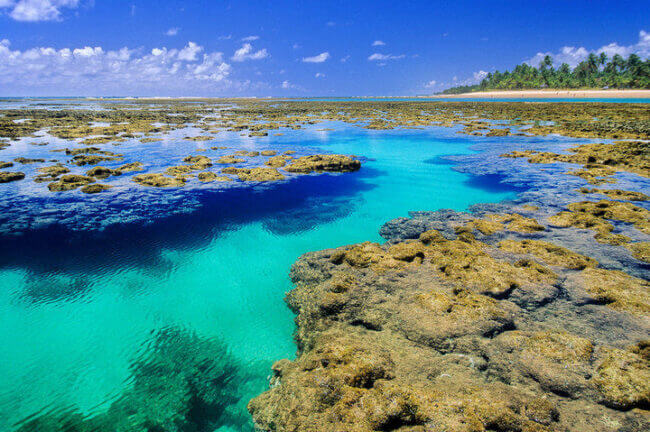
433;89;650;99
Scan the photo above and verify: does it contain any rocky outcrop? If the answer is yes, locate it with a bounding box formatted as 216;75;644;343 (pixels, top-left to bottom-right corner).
249;205;650;431
285;154;361;173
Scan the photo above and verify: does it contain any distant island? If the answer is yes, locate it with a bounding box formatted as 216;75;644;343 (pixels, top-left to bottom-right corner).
442;53;650;94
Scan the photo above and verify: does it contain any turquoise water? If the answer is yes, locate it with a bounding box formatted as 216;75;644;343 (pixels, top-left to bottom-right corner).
298;97;650;103
0;127;518;430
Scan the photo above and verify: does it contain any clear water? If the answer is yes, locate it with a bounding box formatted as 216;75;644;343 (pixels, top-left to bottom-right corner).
0;125;519;430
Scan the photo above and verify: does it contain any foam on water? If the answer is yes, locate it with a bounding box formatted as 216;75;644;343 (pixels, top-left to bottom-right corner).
0;123;523;430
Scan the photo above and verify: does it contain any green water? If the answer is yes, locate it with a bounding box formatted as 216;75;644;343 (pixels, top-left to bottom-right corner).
0;128;517;430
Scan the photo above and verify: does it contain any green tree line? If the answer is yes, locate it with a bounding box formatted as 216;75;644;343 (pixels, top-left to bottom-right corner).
441;53;650;94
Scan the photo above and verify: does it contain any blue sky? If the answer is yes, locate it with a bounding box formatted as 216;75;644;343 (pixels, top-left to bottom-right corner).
0;0;648;96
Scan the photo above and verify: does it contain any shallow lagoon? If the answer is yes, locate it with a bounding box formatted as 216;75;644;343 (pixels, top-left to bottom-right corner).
0;120;526;430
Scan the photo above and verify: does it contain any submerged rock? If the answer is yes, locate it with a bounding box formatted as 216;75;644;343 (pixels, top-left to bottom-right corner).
17;328;250;432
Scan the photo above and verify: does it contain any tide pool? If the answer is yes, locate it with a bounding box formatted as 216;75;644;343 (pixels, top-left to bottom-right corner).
0;126;519;431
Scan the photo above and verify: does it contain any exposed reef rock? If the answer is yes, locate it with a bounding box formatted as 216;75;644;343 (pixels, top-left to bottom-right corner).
197;172;232;182
80;183;113;194
133;173;186;188
221;167;285;182
34;164;70;182
0;171;25;183
47;174;95;191
285;154;361;173
249;204;650;431
502;141;650;185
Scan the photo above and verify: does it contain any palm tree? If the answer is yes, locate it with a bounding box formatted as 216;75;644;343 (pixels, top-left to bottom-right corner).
598;52;607;67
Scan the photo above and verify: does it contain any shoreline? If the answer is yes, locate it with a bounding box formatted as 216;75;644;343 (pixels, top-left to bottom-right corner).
432;89;650;99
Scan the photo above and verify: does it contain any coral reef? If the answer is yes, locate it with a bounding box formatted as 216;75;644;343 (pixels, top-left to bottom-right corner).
17;329;251;432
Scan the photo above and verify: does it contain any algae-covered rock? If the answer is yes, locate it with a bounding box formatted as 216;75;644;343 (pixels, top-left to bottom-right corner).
116;162;144;173
502;141;650;183
85;166;115;179
182;155;212;168
221;167;284;182
285;154;361;173
0;171;26;183
499;239;598;269
133;173;186;187
626;241;650;263
260;150;277;156
592;347;650;409
216;155;245;164
489;330;595;397
184;135;214;141
580;188;649;201
579;267;650;316
47;174;95;191
0;161;13;169
13;157;45;164
197;172;232;182
165;164;195;176
549;200;650;242
80;183;113;194
265;155;291;168
71;154;119;166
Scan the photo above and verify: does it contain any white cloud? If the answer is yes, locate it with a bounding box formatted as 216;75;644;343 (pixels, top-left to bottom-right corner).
241;35;260;42
340;55;350;63
178;41;202;61
526;29;650;67
368;53;405;61
372;40;385;46
166;27;180;36
281;80;291;89
218;34;232;40
424;80;437;88
0;39;235;95
1;0;80;22
292;43;300;50
302;52;330;63
315;72;325;78
231;43;269;62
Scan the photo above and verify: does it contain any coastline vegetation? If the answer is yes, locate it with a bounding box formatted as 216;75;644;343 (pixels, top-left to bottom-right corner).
442;53;650;94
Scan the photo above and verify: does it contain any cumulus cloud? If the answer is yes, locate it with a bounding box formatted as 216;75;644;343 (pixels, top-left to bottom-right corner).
372;40;385;46
281;80;291;89
0;39;235;95
526;30;650;67
302;52;330;63
241;35;260;42
315;72;325;78
424;80;437;88
1;0;80;22
231;43;269;62
166;27;180;36
368;53;405;61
